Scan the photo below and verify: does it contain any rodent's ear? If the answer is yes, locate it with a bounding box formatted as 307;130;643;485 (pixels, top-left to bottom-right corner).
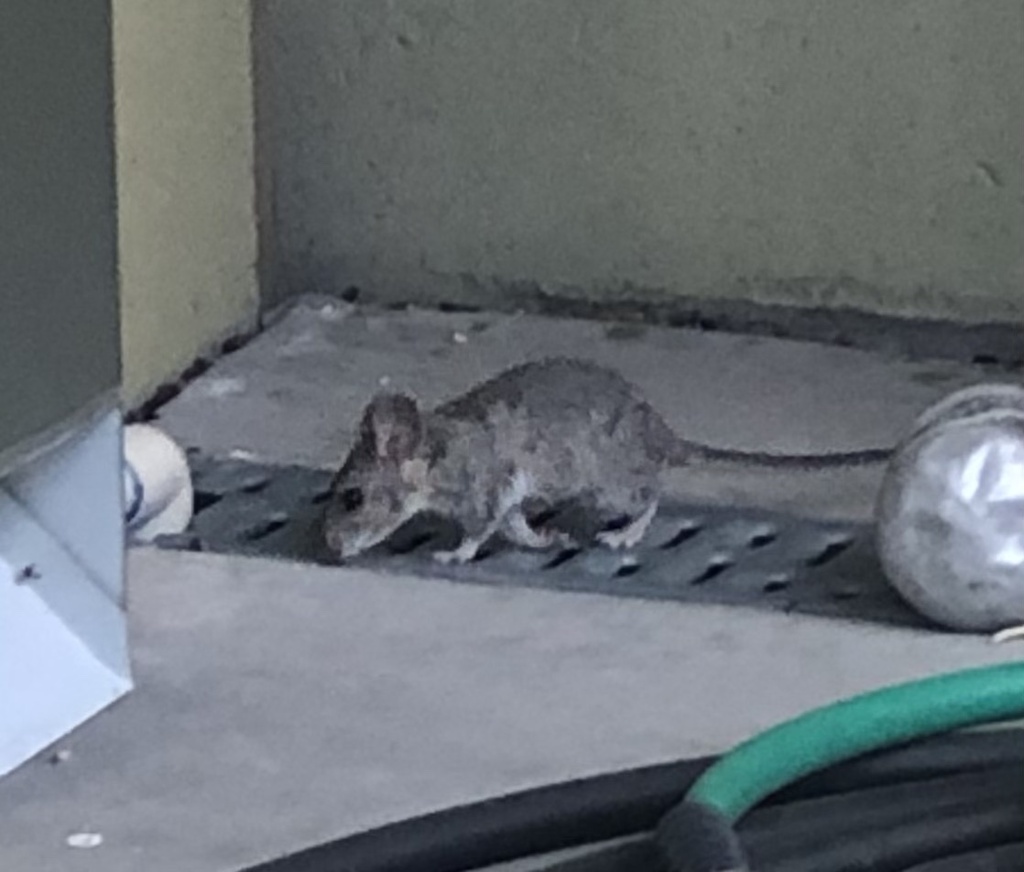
361;393;422;461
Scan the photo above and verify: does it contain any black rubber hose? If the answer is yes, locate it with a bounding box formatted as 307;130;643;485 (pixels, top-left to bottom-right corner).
743;772;1024;872
240;758;716;872
533;840;662;872
770;728;1024;800
541;771;1024;872
772;804;1022;872
902;842;1024;871
238;730;1024;872
654;738;1024;872
745;769;1023;848
658;801;749;872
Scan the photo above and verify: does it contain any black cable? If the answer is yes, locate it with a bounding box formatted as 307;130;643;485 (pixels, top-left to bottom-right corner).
658;801;749;872
651;733;1024;872
240;758;717;872
770;728;1024;801
238;729;1024;872
533;840;661;872
744;769;1023;851
544;771;1024;872
743;772;1024;872
902;842;1024;871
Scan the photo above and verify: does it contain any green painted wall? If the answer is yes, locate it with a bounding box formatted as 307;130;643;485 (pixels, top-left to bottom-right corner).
257;0;1024;323
114;0;259;403
0;0;120;472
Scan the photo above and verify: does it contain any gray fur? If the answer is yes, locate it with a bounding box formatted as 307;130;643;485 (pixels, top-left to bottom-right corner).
324;357;891;563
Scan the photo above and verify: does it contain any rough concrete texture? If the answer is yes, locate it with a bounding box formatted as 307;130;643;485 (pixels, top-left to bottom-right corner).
157;298;984;521
0;548;1017;872
115;0;259;403
255;0;1024;322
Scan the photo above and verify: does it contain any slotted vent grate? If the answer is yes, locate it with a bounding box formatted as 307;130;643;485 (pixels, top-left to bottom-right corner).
155;453;926;629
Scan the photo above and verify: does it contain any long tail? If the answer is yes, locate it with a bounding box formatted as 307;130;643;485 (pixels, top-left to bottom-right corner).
675;440;893;470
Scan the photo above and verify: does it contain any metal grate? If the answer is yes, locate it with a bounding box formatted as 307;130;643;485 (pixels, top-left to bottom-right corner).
156;453;927;629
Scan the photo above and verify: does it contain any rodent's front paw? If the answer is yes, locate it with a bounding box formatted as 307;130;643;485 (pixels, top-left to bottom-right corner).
432;548;469;565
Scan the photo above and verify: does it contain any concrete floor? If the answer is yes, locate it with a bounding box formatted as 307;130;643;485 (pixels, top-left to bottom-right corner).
0;300;1016;872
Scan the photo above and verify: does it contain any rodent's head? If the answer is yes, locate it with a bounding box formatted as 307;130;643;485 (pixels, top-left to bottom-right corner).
324;392;432;560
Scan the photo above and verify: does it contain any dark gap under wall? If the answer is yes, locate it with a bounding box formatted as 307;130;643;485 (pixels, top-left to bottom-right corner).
126;290;1022;425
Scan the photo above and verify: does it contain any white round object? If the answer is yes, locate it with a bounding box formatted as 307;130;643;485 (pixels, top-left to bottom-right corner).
908;382;1024;435
123;424;194;542
876;383;1024;631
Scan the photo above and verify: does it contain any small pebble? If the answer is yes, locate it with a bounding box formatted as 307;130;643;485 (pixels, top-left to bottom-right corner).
378;375;392;387
66;832;103;849
49;749;72;765
228;448;258;461
319;302;350;322
452;331;468;344
199;376;246;399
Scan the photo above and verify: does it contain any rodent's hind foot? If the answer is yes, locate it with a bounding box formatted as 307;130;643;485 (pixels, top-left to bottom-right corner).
432;538;485;565
432;548;472;565
596;502;658;550
434;510;512;564
502;509;575;550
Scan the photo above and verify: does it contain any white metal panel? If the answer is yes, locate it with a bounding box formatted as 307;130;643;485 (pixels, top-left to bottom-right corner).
7;401;125;605
0;407;131;778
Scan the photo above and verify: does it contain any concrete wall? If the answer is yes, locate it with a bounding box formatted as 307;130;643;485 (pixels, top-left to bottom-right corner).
256;0;1024;324
114;0;259;403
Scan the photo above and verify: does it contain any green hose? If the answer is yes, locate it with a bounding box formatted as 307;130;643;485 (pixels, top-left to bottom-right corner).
686;661;1024;822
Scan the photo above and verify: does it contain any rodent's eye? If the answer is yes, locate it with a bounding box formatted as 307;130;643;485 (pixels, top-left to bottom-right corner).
339;487;364;512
